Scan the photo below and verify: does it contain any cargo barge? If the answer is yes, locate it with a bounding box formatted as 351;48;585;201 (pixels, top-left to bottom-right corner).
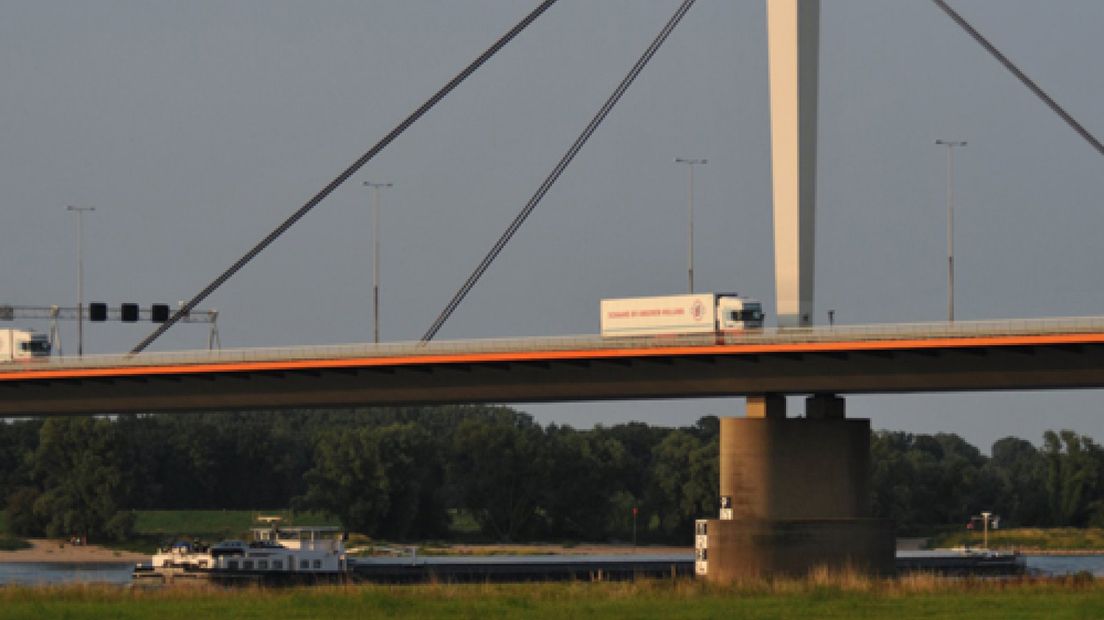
133;518;349;585
136;547;1023;585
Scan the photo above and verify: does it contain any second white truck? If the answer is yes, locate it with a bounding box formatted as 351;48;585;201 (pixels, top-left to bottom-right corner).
0;329;52;362
600;293;763;338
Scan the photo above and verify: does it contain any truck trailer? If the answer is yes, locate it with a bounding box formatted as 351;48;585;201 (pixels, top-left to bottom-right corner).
600;293;763;338
0;329;52;362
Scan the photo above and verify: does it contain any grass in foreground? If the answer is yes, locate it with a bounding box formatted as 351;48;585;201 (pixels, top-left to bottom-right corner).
1;574;1103;620
931;527;1104;551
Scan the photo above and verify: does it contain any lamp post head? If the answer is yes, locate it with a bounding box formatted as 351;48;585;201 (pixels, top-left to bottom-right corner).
935;139;967;147
675;157;708;165
363;181;394;189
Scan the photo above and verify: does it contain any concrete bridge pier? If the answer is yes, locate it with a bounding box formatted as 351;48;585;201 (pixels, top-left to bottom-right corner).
695;394;895;581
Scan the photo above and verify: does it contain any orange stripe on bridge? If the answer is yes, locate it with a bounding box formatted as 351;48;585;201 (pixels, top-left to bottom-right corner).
4;331;1104;382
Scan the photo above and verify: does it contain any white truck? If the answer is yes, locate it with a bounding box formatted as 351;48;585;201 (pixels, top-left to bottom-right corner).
600;293;763;338
0;329;52;362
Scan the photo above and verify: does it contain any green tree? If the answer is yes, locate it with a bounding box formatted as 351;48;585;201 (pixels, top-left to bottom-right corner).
871;431;919;529
0;419;40;503
592;422;669;511
297;427;390;534
645;430;716;542
933;433;988;522
990;437;1047;525
28;417;135;542
1043;430;1103;526
370;423;448;539
871;431;996;531
449;410;547;541
539;425;631;540
296;422;448;538
4;487;42;536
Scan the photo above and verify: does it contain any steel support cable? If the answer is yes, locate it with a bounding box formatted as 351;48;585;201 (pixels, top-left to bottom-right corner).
931;0;1104;157
130;0;559;354
421;0;697;343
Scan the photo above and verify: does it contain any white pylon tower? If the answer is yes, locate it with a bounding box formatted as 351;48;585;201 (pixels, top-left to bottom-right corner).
767;0;819;328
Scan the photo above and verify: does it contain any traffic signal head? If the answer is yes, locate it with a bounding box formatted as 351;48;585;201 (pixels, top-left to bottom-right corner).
121;303;139;322
90;303;108;322
151;304;170;323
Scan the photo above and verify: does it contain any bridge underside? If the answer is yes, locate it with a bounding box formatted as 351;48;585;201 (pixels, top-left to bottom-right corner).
3;341;1104;416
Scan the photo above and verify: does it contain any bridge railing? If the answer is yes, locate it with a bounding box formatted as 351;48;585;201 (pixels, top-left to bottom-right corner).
5;315;1104;373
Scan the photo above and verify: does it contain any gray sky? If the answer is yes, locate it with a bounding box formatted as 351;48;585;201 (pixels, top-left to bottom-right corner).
2;1;1102;451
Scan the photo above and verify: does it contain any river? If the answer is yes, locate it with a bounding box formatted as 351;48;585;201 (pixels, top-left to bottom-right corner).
2;555;1103;585
0;562;134;585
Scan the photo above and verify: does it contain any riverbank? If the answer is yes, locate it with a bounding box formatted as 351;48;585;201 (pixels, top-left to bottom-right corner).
0;539;145;564
930;527;1104;555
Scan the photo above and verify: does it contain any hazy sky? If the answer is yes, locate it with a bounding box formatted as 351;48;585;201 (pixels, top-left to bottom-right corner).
2;1;1102;450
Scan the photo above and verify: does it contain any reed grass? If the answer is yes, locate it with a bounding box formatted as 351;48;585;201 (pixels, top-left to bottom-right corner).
1;574;1102;620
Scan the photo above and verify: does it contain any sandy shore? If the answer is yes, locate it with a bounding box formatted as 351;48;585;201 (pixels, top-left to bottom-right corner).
0;539;146;564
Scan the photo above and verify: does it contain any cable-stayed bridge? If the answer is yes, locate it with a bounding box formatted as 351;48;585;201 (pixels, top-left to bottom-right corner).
4;0;1100;580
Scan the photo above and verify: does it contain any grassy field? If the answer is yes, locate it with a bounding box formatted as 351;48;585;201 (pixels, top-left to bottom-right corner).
0;576;1102;620
133;510;332;537
111;510;332;553
931;527;1104;551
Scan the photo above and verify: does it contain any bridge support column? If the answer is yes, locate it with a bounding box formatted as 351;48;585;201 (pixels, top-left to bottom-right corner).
745;393;786;419
695;395;894;580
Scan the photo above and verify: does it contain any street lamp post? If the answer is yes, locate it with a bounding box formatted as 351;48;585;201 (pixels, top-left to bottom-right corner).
632;505;639;550
980;511;992;549
66;206;95;357
674;158;707;293
935;139;966;322
362;182;393;344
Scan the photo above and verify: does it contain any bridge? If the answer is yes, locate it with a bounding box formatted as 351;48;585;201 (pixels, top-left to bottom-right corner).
4;316;1104;416
8;0;1101;581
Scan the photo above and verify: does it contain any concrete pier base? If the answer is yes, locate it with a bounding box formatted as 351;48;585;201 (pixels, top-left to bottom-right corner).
696;400;894;581
695;518;895;580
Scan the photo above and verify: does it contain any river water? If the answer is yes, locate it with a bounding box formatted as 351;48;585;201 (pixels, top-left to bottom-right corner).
0;562;134;585
2;555;1103;585
1025;555;1104;577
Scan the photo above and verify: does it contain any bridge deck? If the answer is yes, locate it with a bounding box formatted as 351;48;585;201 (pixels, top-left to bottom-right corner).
2;317;1104;416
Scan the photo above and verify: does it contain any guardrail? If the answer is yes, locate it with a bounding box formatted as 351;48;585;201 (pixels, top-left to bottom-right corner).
5;315;1104;374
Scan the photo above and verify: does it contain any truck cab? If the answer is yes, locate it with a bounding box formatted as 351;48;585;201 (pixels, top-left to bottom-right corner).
717;296;764;331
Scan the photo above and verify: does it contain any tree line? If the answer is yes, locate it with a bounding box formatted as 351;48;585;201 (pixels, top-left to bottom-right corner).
1;407;1101;543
